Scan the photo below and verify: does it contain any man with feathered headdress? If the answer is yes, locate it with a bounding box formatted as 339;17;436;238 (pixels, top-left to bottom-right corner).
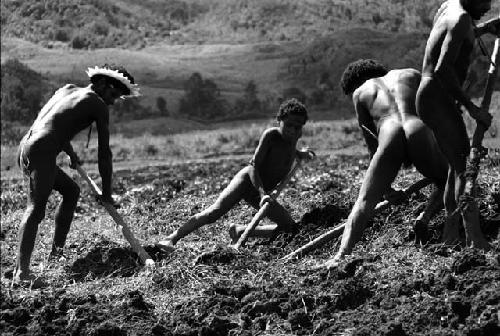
13;64;139;286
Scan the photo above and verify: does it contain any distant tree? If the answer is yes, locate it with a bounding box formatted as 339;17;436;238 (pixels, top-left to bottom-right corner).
281;87;307;105
234;80;261;115
179;72;228;119
71;33;90;49
156;96;168;116
310;89;325;105
243;81;260;110
1;59;47;124
111;97;151;120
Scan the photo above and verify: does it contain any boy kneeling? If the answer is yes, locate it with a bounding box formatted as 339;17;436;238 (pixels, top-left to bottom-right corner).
157;98;314;252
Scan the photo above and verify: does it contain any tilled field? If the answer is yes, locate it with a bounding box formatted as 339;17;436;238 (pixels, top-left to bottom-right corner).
1;154;499;336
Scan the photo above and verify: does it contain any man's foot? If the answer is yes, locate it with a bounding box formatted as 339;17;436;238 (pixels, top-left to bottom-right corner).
319;254;344;270
228;224;241;244
155;240;175;254
12;270;47;289
413;214;429;245
442;211;461;245
48;246;65;262
321;259;340;270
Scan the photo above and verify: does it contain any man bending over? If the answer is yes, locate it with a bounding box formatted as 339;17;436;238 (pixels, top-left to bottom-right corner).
323;59;448;269
14;64;139;286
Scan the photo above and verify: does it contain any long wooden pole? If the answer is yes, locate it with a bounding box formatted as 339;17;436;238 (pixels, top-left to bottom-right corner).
458;37;499;248
230;160;302;250
76;166;155;266
462;37;500;199
281;177;431;261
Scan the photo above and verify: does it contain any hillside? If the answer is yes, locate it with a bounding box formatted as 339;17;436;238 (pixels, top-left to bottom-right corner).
0;0;208;49
1;0;499;128
1;0;446;48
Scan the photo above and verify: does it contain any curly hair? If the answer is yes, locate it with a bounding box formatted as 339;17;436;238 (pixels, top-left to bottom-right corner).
276;98;308;123
340;59;388;96
460;0;490;19
90;63;135;96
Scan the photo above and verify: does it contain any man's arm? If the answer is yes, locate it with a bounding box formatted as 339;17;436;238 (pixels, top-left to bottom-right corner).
474;17;500;37
248;129;273;199
353;92;378;159
62;142;81;168
95;106;113;200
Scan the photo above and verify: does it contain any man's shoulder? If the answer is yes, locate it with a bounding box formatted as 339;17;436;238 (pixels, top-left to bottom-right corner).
72;88;108;114
74;88;104;104
389;68;421;83
261;127;281;141
263;127;280;135
444;5;472;28
433;3;471;30
62;83;78;89
354;81;377;104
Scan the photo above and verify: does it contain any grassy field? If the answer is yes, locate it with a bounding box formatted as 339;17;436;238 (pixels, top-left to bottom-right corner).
0;119;363;177
3;90;499;175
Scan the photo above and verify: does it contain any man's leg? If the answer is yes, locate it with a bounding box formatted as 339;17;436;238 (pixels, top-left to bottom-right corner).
443;167;461;244
51;167;80;256
158;167;249;249
229;201;296;243
14;164;55;280
324;120;406;268
426;119;468;245
416;78;468;245
402;117;447;244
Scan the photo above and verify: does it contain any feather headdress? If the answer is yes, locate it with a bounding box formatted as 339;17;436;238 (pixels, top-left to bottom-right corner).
86;66;140;98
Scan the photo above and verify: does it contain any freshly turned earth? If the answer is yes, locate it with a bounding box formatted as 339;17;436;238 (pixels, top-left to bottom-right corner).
1;154;499;335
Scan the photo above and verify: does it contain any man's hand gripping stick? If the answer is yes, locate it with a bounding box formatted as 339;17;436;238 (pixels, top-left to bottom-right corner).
75;165;155;266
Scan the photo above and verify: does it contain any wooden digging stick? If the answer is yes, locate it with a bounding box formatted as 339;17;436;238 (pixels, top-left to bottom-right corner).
281;177;432;261
230;160;303;250
462;37;500;201
76;165;155;266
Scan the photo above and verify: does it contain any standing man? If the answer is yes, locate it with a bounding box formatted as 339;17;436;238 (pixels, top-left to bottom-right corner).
416;0;499;249
13;64;140;286
323;60;448;268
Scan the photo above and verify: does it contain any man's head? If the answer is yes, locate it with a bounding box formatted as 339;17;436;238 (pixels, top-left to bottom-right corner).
460;0;492;20
276;98;308;143
87;64;138;105
340;59;389;96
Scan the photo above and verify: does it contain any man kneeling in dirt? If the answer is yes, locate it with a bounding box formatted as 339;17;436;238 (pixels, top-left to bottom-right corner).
323;60;449;269
13;64;140;286
157;98;314;252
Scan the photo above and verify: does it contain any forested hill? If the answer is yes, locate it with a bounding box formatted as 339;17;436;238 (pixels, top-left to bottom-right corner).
1;0;499;130
1;0;447;48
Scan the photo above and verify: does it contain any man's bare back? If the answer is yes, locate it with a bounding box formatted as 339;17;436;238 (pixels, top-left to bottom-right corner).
422;1;475;83
28;85;109;153
357;69;421;124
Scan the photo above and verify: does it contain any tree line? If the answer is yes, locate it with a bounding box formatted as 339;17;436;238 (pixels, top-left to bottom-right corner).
1;59;324;144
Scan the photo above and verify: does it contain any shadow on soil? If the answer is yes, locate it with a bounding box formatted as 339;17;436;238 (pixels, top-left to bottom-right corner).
68;244;172;281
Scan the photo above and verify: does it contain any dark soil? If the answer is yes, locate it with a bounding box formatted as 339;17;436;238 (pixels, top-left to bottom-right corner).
1;155;499;335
